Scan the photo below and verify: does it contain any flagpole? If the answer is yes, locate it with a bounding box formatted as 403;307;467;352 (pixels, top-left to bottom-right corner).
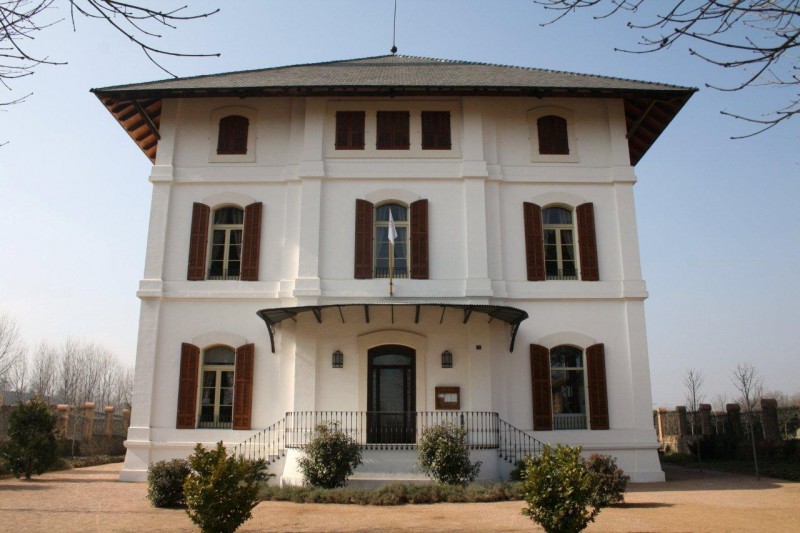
389;242;394;296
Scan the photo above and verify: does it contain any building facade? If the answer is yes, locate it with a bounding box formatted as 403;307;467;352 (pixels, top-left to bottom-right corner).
93;56;694;483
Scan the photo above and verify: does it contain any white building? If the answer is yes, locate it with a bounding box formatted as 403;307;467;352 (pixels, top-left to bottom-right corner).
93;55;694;484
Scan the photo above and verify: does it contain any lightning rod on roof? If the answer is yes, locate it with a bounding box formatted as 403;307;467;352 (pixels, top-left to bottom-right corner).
391;0;398;55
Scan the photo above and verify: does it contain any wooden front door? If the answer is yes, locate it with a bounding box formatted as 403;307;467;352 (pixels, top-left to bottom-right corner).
367;345;416;444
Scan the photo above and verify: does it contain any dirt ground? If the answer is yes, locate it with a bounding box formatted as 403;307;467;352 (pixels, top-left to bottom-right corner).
0;463;798;532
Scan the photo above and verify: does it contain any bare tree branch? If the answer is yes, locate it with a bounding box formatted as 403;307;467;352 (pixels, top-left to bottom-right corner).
731;362;764;479
533;0;800;136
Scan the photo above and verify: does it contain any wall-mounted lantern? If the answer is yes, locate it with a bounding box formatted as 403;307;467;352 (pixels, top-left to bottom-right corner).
332;350;344;368
441;350;453;368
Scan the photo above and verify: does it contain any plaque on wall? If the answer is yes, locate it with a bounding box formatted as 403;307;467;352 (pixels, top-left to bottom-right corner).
435;386;461;410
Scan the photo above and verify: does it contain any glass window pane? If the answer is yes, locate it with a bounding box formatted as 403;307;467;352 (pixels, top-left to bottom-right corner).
200;406;214;422
544;229;556;245
543;207;572;225
221;387;234;405
218;406;233;423
214;207;244;225
212;230;226;245
221;371;235;387
561;245;574;261
202;388;215;405
376;204;407;222
560;229;573;244
204;346;235;365
202;371;216;387
550;345;583;368
372;353;412;366
545;245;558;261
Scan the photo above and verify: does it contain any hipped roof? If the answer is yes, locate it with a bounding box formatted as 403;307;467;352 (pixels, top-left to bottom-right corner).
91;54;696;164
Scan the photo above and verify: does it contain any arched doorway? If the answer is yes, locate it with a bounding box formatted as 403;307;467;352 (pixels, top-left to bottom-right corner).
367;345;416;443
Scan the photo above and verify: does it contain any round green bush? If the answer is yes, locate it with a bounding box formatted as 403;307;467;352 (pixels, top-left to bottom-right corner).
298;422;363;488
417;423;481;486
582;453;629;507
147;458;191;508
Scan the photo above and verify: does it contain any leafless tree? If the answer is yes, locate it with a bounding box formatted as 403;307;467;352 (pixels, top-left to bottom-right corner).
1;1;219;100
5;348;28;400
684;368;705;434
711;392;728;413
28;341;58;400
0;312;25;389
533;1;800;136
731;362;764;480
114;365;134;409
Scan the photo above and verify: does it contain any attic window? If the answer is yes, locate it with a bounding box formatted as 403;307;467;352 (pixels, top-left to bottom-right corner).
335;111;366;150
421;111;451;150
376;111;410;150
537;115;569;155
217;115;249;155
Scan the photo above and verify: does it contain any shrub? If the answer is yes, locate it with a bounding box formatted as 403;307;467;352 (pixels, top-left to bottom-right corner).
521;444;601;533
582;454;629;507
0;398;59;479
147;458;192;508
509;458;526;481
297;422;362;488
417;423;481;486
184;442;269;533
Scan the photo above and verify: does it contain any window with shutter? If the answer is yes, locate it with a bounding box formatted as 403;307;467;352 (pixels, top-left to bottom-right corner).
176;343;200;429
550;345;588;430
198;345;235;429
421;111;451;150
523;202;546;281
586;343;610;430
530;344;553;431
376;111;410;150
576;203;599;281
354;199;374;278
208;206;244;280
335;111;366;150
409;199;429;279
537;115;569;155
374;203;409;279
543;206;578;280
240;203;262;281
217;115;249;155
187;203;210;281
233;343;255;430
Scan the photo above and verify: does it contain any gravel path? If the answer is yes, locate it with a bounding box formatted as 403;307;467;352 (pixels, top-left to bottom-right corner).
0;463;797;532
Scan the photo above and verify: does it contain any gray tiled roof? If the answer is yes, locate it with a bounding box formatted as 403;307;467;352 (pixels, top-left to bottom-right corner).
94;55;693;93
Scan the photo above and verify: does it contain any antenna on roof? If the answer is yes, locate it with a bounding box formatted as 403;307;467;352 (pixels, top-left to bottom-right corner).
390;0;398;54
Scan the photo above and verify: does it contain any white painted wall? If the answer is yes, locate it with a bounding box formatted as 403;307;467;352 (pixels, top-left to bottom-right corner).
121;94;663;483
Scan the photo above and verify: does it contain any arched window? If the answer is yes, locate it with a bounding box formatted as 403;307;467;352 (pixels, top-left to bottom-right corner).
374;203;409;278
209;206;244;280
543;206;577;280
199;345;235;428
217;115;249;155
550;345;587;430
537;115;569;155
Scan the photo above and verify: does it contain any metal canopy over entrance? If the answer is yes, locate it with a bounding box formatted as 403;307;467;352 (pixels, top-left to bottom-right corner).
256;303;529;353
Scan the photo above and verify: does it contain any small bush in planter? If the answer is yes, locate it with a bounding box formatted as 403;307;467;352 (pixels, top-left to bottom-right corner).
521;444;600;533
298;422;363;488
147;458;191;508
417;423;481;486
582;453;629;507
184;442;269;533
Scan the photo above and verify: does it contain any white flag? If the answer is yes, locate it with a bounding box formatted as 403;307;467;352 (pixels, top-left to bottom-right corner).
388;210;398;245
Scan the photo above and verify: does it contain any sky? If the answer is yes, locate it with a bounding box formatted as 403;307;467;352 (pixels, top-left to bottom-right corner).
0;0;798;408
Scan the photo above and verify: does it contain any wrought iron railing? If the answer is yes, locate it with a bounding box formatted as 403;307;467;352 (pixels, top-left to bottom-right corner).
497;419;546;465
207;268;240;280
546;269;579;280
232;417;286;464
232;412;546;466
373;267;409;279
284;411;500;450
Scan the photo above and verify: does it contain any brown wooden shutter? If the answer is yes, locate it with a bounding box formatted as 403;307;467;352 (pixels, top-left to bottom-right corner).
240;202;263;281
530;344;553;431
421;111;451;150
577;202;599;281
233;343;255;430
537;115;569;155
187;203;210;281
586;343;610;430
376;111;410;149
523;202;546;281
176;343;200;429
217;115;249;155
354;199;374;278
335;111;365;150
410;199;429;279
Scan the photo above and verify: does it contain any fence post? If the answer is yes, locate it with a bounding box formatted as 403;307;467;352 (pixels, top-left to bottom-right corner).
656;408;667;441
104;406;115;437
123;408;131;433
699;404;713;436
760;399;780;441
726;404;742;440
57;404;70;434
83;402;95;443
676;406;689;437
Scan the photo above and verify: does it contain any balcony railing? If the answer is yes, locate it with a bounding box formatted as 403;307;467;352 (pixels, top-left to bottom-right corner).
546;269;579;281
284;411;500;450
207;268;240;281
373;267;409;279
553;413;588;430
